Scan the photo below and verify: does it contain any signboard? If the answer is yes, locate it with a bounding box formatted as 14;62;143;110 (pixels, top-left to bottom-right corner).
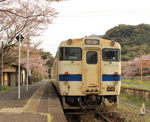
15;34;24;41
142;60;149;66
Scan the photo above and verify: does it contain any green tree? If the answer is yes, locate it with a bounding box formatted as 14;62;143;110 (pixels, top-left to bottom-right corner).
102;24;150;61
39;51;54;74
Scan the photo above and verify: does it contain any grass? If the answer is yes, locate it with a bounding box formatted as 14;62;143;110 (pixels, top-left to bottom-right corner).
119;93;150;107
122;79;150;85
121;79;150;89
2;86;13;92
119;93;150;122
118;103;150;122
121;84;134;88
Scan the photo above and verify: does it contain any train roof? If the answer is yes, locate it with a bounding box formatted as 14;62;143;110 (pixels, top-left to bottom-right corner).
59;37;121;48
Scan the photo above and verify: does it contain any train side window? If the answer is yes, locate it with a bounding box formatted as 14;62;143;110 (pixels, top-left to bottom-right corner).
59;48;63;60
86;51;97;64
59;47;82;61
102;49;121;61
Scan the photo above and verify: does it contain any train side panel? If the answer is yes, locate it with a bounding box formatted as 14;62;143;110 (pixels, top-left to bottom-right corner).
58;60;83;96
51;51;60;94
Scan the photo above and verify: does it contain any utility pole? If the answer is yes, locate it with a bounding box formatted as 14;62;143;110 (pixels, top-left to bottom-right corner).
0;41;3;92
16;34;24;99
141;57;143;85
18;34;21;99
26;38;29;92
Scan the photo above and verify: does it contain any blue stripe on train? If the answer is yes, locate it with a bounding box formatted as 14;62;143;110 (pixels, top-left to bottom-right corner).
102;74;121;81
59;74;121;81
59;74;82;81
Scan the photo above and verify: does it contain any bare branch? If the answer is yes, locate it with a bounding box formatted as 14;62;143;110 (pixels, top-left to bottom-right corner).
0;0;57;73
0;0;6;2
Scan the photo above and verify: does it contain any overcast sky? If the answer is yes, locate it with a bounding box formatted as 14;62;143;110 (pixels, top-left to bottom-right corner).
39;0;150;56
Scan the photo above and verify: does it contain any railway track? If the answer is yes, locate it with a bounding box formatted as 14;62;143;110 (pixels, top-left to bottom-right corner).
66;112;84;122
97;112;112;122
66;112;113;122
66;101;150;122
75;114;83;122
120;101;150;113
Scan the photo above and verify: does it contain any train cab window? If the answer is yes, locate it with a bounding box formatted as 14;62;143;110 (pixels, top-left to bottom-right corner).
86;51;97;64
59;47;82;60
102;49;121;61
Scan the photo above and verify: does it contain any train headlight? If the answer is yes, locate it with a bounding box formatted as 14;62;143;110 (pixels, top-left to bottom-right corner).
71;97;74;103
107;86;115;91
107;87;111;91
95;89;98;92
67;39;73;45
86;89;89;92
110;40;115;46
111;87;115;91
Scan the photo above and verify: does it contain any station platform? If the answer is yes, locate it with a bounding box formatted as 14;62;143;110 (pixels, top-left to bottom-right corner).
0;80;67;122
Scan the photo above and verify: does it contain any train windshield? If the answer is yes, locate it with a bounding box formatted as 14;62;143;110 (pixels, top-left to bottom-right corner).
102;48;121;61
59;47;82;60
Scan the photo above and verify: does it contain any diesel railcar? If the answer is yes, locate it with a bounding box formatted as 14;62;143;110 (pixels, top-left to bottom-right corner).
51;37;121;110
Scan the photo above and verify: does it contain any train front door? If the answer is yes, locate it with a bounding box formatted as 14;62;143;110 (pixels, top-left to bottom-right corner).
82;48;101;94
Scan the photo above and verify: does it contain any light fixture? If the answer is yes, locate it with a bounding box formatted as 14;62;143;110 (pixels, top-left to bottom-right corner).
67;39;73;45
110;40;115;46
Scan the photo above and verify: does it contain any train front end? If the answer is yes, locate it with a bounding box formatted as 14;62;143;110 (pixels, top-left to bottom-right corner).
57;37;121;110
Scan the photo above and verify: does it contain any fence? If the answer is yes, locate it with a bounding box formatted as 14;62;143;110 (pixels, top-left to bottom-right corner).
121;76;150;89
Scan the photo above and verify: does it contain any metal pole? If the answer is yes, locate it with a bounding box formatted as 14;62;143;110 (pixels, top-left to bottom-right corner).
26;49;29;92
42;72;43;81
18;35;21;99
141;57;142;85
148;77;149;88
34;71;36;84
0;41;3;92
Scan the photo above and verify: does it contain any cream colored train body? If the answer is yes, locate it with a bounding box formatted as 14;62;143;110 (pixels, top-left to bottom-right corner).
51;37;121;110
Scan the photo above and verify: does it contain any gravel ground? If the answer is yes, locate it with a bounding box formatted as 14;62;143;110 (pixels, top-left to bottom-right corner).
68;97;150;122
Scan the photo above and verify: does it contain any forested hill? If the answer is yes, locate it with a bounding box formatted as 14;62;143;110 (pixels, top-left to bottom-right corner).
102;24;150;61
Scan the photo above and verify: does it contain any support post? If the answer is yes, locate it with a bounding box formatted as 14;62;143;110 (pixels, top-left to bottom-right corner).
26;49;29;92
141;57;142;85
0;41;3;92
18;35;21;99
26;38;29;92
15;34;24;99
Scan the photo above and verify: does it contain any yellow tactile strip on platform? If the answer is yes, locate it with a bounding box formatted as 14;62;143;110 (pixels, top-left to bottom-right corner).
23;81;47;112
0;81;47;113
0;108;24;113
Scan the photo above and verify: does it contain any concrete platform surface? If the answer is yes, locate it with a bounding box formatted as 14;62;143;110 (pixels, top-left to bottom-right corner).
0;80;67;122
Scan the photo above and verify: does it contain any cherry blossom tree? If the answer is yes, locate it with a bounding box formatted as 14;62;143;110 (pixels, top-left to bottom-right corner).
121;54;150;77
0;0;69;80
0;0;57;67
12;39;52;80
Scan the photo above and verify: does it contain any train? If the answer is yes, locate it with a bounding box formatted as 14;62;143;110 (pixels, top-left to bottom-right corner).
51;37;121;111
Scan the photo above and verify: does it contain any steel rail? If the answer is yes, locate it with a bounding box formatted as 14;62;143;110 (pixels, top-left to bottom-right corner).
75;114;83;122
98;112;112;122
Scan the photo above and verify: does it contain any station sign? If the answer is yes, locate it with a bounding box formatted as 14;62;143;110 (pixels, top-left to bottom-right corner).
142;60;149;66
